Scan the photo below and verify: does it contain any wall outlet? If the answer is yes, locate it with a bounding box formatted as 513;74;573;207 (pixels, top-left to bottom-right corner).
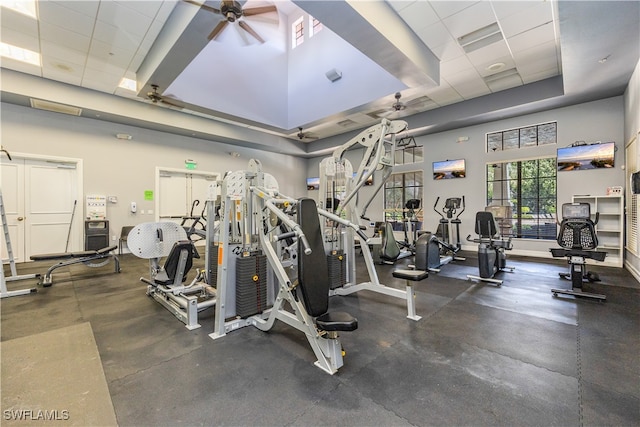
112;235;117;241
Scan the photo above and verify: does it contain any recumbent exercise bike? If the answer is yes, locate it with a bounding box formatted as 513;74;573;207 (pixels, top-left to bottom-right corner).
550;202;606;301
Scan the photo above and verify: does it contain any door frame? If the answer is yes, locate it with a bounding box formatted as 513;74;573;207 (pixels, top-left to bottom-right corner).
154;167;220;222
2;151;84;259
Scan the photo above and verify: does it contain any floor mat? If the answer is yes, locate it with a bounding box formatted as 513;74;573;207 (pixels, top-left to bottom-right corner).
1;322;117;426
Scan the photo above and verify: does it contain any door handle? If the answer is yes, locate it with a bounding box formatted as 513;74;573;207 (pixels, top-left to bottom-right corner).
17;217;24;221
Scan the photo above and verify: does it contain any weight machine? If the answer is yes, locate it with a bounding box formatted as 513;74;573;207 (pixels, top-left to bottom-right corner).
210;159;357;375
318;118;422;321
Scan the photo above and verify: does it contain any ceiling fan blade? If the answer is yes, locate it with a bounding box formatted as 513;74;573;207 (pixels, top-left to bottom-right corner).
161;98;185;109
238;21;264;43
208;20;229;40
243;5;277;16
234;24;251;46
182;0;220;14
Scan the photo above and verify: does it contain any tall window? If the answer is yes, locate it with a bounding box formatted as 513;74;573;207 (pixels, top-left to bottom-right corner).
384;171;423;227
309;16;322;37
486;158;557;239
292;16;304;48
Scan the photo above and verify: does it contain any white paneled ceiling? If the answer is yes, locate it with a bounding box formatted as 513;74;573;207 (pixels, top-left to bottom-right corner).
0;0;638;155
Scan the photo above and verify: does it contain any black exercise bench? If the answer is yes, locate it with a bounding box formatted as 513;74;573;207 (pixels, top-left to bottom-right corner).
30;245;120;287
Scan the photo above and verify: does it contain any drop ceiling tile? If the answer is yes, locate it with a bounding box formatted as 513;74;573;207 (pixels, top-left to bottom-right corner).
156;1;178;22
490;1;540;19
441;54;474;76
52;1;100;18
451;79;491;100
138;18;168;53
441;1;496;39
466;39;511;66
430;1;479;19
507;22;556;53
396;1;439;31
388;1;415;13
40;41;88;67
0;27;40;52
93;20;143;51
39;21;91;52
42;56;84;77
82;70;123;93
425;85;464;106
486;74;523;92
520;66;559;84
513;40;558;70
85;56;129;77
38;2;96;36
415;21;454;50
115;0;164;18
499;1;553;39
0;8;38;35
97;1;153;39
42;66;83;85
428;39;465;62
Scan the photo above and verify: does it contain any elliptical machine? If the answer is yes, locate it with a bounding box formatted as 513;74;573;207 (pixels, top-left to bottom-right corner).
414;196;465;272
398;199;422;253
466;208;514;286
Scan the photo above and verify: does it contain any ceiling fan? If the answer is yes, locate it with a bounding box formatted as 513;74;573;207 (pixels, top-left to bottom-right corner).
377;92;429;118
297;127;319;141
146;85;185;109
184;0;278;44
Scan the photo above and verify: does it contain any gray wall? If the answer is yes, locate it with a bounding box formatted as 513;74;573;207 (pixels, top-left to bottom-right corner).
1;102;307;248
308;96;626;257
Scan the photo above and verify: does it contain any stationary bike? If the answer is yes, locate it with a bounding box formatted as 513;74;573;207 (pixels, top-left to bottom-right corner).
466;209;514;286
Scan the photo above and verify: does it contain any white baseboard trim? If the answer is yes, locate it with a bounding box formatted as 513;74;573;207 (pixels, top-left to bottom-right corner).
624;260;640;285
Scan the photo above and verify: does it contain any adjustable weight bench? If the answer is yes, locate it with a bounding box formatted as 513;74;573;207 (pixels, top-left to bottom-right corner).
30;245;120;287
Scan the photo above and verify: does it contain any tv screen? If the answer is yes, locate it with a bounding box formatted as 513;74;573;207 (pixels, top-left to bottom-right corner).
557;142;615;171
306;177;319;190
433;159;466;180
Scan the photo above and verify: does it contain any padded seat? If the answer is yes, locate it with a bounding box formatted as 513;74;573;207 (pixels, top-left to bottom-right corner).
316;311;358;332
392;269;429;281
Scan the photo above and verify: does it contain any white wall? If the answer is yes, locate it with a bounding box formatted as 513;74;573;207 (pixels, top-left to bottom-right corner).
308;96;626;258
1;102;307;249
624;58;640;281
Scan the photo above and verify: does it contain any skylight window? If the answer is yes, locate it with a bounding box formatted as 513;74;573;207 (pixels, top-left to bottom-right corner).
0;42;40;66
309;16;322;37
118;77;137;91
1;0;37;18
292;16;304;48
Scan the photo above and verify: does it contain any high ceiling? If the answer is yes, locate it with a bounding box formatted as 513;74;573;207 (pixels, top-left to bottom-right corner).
1;1;638;157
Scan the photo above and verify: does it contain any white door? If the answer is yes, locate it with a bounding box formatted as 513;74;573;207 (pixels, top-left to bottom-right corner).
1;161;25;263
1;158;79;262
157;169;219;224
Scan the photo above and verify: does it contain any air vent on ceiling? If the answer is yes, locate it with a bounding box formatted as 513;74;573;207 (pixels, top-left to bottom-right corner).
337;119;357;127
457;23;503;53
367;110;387;119
30;98;82;116
483;68;521;84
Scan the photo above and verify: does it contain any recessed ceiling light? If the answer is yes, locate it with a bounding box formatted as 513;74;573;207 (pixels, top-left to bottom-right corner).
0;42;40;66
118;77;137;91
1;0;37;18
487;62;505;72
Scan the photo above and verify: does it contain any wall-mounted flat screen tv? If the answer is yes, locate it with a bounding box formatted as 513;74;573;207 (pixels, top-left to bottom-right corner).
557;142;615;171
306;177;319;190
433;159;466;180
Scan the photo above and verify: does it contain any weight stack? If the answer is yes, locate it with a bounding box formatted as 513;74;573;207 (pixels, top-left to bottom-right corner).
236;253;268;318
327;250;347;289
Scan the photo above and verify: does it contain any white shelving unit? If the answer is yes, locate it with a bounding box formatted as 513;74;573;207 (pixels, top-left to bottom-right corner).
571;194;624;267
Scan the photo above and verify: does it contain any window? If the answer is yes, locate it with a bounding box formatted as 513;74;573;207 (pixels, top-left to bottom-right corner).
487;122;556;152
486;158;557;239
395;136;423;165
309;16;322;37
384;171;423;229
292;16;304;48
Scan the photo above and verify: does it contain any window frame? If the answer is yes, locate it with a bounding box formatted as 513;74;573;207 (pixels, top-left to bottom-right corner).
383;170;424;227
